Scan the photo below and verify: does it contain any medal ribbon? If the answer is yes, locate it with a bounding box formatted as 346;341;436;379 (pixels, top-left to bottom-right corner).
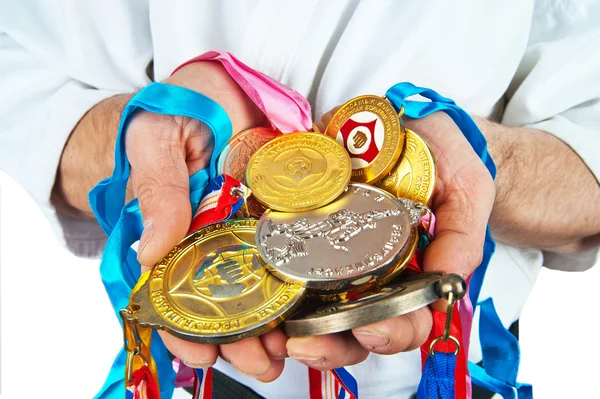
385;83;531;398
90;82;232;399
172;51;313;133
171;173;249;395
124;272;160;399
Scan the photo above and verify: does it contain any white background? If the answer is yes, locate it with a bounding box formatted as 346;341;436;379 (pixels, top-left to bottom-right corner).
0;171;598;399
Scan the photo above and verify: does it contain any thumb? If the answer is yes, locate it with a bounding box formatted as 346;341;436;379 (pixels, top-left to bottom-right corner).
126;112;193;270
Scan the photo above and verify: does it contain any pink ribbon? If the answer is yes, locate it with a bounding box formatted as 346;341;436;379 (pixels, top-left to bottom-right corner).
172;51;312;133
172;358;196;388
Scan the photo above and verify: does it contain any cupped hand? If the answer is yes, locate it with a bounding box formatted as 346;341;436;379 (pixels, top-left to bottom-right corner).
288;108;495;370
125;63;286;381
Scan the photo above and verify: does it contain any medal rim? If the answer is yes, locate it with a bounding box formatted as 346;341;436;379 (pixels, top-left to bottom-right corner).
324;95;404;184
283;272;442;337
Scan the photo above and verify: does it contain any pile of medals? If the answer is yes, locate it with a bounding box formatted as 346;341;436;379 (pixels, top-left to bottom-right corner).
127;95;462;344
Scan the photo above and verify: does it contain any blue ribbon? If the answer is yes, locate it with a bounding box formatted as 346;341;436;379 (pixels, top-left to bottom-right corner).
384;82;529;398
469;299;533;398
89;82;232;398
417;352;456;399
333;367;359;399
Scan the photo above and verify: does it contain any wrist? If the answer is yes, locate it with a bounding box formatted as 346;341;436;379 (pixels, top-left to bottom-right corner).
163;62;267;134
53;93;133;217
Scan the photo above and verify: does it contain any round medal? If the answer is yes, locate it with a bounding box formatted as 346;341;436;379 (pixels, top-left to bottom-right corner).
217;126;282;183
376;128;436;205
218;127;282;218
246;132;352;212
325;95;404;184
283;273;443;337
129;219;305;344
255;183;420;292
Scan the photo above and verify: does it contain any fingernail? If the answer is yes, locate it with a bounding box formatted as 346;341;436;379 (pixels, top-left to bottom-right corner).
354;330;390;349
232;361;270;379
137;220;154;260
290;355;326;367
181;358;213;369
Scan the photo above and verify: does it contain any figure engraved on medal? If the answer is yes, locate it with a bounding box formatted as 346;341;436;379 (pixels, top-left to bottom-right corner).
246;133;351;212
325;96;404;184
256;183;419;292
193;244;263;299
260;208;402;266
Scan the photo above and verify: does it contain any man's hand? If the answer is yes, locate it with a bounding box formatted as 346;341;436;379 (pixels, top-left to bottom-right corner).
288;110;495;370
126;109;288;381
127;63;293;381
54;61;294;381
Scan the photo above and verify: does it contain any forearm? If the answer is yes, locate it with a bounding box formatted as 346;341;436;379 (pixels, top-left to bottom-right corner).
477;117;600;252
52;62;266;218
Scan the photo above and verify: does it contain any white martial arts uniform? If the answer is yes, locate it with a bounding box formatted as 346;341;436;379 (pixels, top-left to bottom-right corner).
1;1;599;398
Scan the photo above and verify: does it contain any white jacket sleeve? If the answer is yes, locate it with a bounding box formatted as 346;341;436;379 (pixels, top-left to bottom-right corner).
502;2;600;270
0;2;152;258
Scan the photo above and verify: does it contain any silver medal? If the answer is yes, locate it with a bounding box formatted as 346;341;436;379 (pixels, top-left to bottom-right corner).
283;273;443;337
255;183;422;292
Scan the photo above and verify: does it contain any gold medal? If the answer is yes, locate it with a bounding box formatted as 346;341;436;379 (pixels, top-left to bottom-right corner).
325;95;404;184
128;219;305;344
376;128;436;205
246;132;351;212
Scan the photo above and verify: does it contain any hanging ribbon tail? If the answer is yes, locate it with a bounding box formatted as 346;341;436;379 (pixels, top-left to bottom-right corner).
469;298;532;399
331;368;358;399
126;365;160;399
417;352;457;399
172;51;313;132
173;359;196;388
192;368;213;399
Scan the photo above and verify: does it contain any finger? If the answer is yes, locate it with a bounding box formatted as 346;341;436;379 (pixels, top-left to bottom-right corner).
352;307;432;355
314;105;341;133
220;337;271;379
260;328;288;360
158;330;218;368
257;359;285;383
406;114;495;277
287;332;369;370
126;111;192;269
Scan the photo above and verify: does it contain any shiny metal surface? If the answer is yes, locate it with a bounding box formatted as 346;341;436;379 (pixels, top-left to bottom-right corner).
283;273;443;336
256;183;419;292
130;219;305;344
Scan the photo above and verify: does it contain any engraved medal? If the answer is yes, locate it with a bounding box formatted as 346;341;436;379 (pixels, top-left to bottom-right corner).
246;132;351;212
255;183;421;293
283;273;443;337
325;95;404;184
128;219;305;344
217;127;282;218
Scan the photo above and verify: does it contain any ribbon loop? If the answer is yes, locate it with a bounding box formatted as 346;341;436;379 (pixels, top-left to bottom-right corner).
91;82;233;399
